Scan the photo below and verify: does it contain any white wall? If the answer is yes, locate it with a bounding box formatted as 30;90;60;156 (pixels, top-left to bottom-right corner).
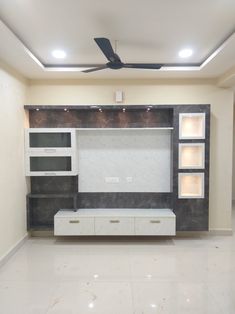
27;80;234;231
233;105;235;201
0;64;28;261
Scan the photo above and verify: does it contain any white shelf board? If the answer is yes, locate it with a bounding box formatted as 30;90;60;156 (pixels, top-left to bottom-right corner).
76;127;173;131
55;208;175;218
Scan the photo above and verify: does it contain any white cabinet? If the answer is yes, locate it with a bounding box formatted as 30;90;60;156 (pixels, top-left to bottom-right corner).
179;113;205;139
54;209;176;236
95;217;134;235
25;128;78;176
54;216;95;236
135;217;175;236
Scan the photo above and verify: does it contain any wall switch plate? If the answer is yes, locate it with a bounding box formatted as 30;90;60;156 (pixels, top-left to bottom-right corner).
126;177;133;182
115;90;124;103
105;176;120;183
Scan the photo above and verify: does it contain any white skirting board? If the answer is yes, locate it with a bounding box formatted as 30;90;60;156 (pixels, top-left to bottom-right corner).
0;233;29;268
176;229;233;236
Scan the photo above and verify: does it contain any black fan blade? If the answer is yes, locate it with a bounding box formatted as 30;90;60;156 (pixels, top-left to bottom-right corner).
94;38;121;63
82;65;108;73
123;63;163;70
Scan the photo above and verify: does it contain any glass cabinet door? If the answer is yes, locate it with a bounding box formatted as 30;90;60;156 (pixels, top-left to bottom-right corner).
30;156;72;172
29;132;71;148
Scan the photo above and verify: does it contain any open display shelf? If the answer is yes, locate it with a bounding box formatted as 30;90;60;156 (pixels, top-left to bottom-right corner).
27;176;78;231
179;113;205;139
178;173;204;199
179;143;205;169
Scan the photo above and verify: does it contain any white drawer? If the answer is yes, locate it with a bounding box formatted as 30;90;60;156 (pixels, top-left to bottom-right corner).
54;217;95;235
135;217;176;236
95;217;135;235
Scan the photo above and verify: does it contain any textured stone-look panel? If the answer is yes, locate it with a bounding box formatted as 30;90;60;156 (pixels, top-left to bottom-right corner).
28;108;173;128
31;176;78;194
77;192;173;209
27;196;75;229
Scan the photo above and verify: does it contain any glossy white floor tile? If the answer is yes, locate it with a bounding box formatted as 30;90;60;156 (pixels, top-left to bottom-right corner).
0;210;234;314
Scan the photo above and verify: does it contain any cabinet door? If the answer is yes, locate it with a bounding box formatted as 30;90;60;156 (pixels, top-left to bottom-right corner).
25;128;76;153
54;217;95;235
95;217;135;235
135;217;176;235
25;153;78;176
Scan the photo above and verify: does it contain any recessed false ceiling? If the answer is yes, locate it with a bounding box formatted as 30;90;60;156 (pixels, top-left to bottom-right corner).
0;0;235;79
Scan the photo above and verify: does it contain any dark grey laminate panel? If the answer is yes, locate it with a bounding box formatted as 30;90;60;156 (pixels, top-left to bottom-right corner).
31;176;78;194
28;108;173;128
77;192;173;209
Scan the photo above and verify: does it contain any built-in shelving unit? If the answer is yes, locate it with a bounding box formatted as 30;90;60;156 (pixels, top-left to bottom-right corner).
24;104;210;233
178;112;206;199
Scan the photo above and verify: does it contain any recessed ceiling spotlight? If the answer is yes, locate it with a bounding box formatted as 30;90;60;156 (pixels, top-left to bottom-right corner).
36;108;40;111
178;48;193;58
52;49;66;59
99;108;102;112
122;108;126;112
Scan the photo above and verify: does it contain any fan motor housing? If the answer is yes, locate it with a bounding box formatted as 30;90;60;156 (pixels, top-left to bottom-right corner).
107;61;123;70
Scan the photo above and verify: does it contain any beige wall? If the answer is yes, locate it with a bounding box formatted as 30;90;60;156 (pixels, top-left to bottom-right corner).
27;80;234;231
233;105;235;201
0;64;28;261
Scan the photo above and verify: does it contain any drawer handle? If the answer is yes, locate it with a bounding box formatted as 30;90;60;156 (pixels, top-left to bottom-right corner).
45;172;57;176
150;220;161;223
110;220;120;223
44;148;57;153
69;220;80;223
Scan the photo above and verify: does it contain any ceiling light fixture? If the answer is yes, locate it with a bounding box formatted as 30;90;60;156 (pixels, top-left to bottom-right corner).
178;48;193;58
52;49;66;59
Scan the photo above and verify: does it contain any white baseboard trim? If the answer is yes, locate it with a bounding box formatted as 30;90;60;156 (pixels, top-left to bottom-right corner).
0;233;29;268
176;229;233;237
208;229;233;236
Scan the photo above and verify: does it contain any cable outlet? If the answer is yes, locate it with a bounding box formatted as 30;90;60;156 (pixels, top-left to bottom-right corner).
105;177;120;183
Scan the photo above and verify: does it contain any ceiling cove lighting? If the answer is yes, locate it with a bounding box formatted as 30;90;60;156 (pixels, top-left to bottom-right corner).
178;48;193;58
52;49;66;59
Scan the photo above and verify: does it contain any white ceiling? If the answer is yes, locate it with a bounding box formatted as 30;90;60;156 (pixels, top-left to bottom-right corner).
0;0;235;80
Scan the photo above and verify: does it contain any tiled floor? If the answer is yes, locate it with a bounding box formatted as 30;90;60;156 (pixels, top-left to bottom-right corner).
0;213;235;314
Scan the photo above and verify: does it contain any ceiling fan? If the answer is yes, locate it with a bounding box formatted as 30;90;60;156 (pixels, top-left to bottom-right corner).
83;38;163;73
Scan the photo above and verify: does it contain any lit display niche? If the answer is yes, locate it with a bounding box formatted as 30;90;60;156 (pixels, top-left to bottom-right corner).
179;143;205;169
179;113;205;139
178;173;204;198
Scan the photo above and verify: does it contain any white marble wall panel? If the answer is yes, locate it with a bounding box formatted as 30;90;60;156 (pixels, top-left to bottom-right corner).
77;130;171;192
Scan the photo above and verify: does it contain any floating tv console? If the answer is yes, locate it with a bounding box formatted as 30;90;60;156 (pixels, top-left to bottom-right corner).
54;209;176;236
24;104;210;234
